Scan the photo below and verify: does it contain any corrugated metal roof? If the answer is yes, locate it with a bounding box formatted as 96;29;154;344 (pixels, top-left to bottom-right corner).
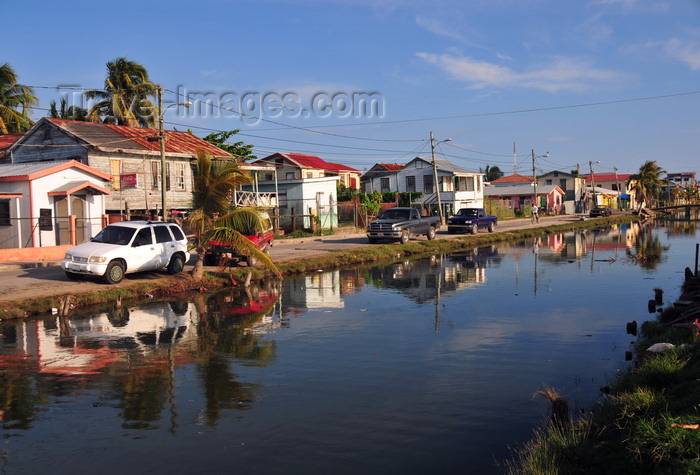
485;184;562;196
258;152;360;173
46;118;231;157
490;173;533;183
0;160;75;178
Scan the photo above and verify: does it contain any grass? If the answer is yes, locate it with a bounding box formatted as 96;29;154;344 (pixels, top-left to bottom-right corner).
506;276;700;474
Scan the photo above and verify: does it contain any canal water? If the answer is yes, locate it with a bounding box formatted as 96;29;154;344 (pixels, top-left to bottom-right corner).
1;219;698;474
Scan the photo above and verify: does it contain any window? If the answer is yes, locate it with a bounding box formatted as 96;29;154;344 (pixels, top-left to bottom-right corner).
466;177;475;192
151;161;160;190
175;163;185;190
406;175;416;192
0;201;10;226
110;160;121;191
380;177;390;193
265;173;274;181
286;171;295;180
278;189;288;208
154;225;173;243
416;161;423;169
424;174;433;194
134;228;153;246
560;179;567;191
546;179;552;185
476;176;481;192
168;224;185;241
307;172;313;179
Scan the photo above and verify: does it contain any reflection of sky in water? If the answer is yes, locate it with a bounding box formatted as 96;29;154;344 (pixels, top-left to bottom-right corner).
0;223;697;474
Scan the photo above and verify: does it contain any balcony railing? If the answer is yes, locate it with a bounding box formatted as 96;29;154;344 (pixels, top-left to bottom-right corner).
232;191;278;208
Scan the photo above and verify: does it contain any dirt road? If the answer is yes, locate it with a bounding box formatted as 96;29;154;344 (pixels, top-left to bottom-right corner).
0;214;594;305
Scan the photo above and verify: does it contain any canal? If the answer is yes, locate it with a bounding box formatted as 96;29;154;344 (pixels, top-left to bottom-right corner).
1;218;698;473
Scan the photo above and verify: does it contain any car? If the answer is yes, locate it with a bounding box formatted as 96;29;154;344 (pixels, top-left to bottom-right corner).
589;206;612;217
204;211;274;266
61;221;189;284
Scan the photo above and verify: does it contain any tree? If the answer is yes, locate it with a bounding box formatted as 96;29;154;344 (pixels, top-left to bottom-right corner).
187;150;279;279
49;98;88;121
626;161;666;211
84;57;157;127
203;130;257;161
481;165;504;182
0;63;38;134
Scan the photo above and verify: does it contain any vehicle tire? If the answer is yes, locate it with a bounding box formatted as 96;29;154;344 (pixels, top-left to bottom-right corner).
246;255;259;267
203;253;217;266
471;223;478;234
368;237;378;244
427;226;436;240
487;222;495;233
167;254;185;274
400;230;410;244
64;271;85;281
104;261;125;284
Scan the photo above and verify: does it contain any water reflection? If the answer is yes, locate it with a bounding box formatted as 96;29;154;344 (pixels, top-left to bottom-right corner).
0;285;282;432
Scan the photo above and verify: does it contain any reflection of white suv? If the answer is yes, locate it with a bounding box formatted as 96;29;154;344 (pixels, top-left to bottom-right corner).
62;221;189;284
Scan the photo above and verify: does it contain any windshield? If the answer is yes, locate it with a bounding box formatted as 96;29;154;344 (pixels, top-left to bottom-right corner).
380;209;411;220
457;209;478;217
92;226;137;245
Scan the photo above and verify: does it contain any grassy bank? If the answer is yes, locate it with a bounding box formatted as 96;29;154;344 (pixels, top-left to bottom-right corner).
506;274;700;474
0;214;636;320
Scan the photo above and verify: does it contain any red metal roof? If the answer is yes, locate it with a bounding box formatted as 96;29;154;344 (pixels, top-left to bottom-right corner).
585;173;632;182
377;163;403;172
0;134;23;157
491;173;533;183
262;152;360;173
45;118;230;157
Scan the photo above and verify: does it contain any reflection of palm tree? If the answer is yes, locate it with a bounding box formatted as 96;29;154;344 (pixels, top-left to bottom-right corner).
84;57;156;127
626;225;666;270
0;62;38;133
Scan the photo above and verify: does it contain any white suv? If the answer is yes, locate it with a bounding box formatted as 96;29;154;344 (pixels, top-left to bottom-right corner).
62;221;189;284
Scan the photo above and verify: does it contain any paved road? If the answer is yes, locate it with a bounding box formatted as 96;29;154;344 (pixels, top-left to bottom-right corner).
0;214;595;304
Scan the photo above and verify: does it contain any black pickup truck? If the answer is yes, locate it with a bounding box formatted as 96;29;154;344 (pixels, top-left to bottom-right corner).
367;207;441;244
446;208;498;234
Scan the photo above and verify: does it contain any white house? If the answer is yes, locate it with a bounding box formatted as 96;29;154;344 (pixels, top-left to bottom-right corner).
0;160;112;249
365;157;484;216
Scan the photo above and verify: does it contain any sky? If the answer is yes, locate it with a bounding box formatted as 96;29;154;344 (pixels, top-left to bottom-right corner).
3;0;700;178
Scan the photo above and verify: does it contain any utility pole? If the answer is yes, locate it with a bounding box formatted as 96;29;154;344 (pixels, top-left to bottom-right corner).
614;166;621;210
158;85;167;221
589;160;596;209
532;149;537;209
430;131;444;226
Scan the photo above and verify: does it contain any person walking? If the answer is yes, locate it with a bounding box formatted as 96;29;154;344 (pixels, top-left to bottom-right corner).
531;204;539;223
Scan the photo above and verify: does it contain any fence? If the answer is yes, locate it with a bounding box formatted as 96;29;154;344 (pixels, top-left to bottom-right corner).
0;215;108;251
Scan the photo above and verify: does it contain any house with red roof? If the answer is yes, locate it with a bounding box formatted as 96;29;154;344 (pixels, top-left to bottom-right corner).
489;173;533;187
361;163;404;193
254;152;361;190
3;117;232;216
584;171;635;209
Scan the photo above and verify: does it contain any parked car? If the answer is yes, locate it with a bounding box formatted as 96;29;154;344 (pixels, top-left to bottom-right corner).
204;211;274;267
446;208;498;234
367;207;440;244
62;221;189;284
589;206;612;217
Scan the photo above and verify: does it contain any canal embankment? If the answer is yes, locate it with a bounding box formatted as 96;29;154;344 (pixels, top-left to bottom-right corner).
0;213;638;319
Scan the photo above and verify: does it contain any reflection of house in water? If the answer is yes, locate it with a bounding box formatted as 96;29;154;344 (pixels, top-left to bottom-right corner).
284;271;344;310
366;249;501;304
0;301;198;376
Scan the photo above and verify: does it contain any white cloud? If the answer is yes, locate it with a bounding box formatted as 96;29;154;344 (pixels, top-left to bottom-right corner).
664;38;700;71
415;15;464;40
416;52;621;92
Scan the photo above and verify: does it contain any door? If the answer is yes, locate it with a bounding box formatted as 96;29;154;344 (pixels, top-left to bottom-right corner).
129;227;160;271
72;196;86;243
55;197;69;245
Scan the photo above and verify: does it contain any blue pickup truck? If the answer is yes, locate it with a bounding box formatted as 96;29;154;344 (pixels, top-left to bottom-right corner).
446;208;498;234
367;207;441;244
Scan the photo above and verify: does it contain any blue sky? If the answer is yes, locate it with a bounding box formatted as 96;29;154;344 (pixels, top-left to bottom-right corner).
3;0;700;178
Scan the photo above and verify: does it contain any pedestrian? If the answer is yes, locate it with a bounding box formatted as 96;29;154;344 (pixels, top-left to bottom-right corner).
531;204;539;223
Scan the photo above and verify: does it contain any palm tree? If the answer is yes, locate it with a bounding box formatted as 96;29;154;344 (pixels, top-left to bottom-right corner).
84;57;157;127
626;161;665;211
0;63;38;134
49;98;89;121
187;150;280;279
482;165;504;182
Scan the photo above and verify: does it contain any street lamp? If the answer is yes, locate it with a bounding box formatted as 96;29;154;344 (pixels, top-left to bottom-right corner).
531;149;549;210
430;131;452;226
156;85;191;221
